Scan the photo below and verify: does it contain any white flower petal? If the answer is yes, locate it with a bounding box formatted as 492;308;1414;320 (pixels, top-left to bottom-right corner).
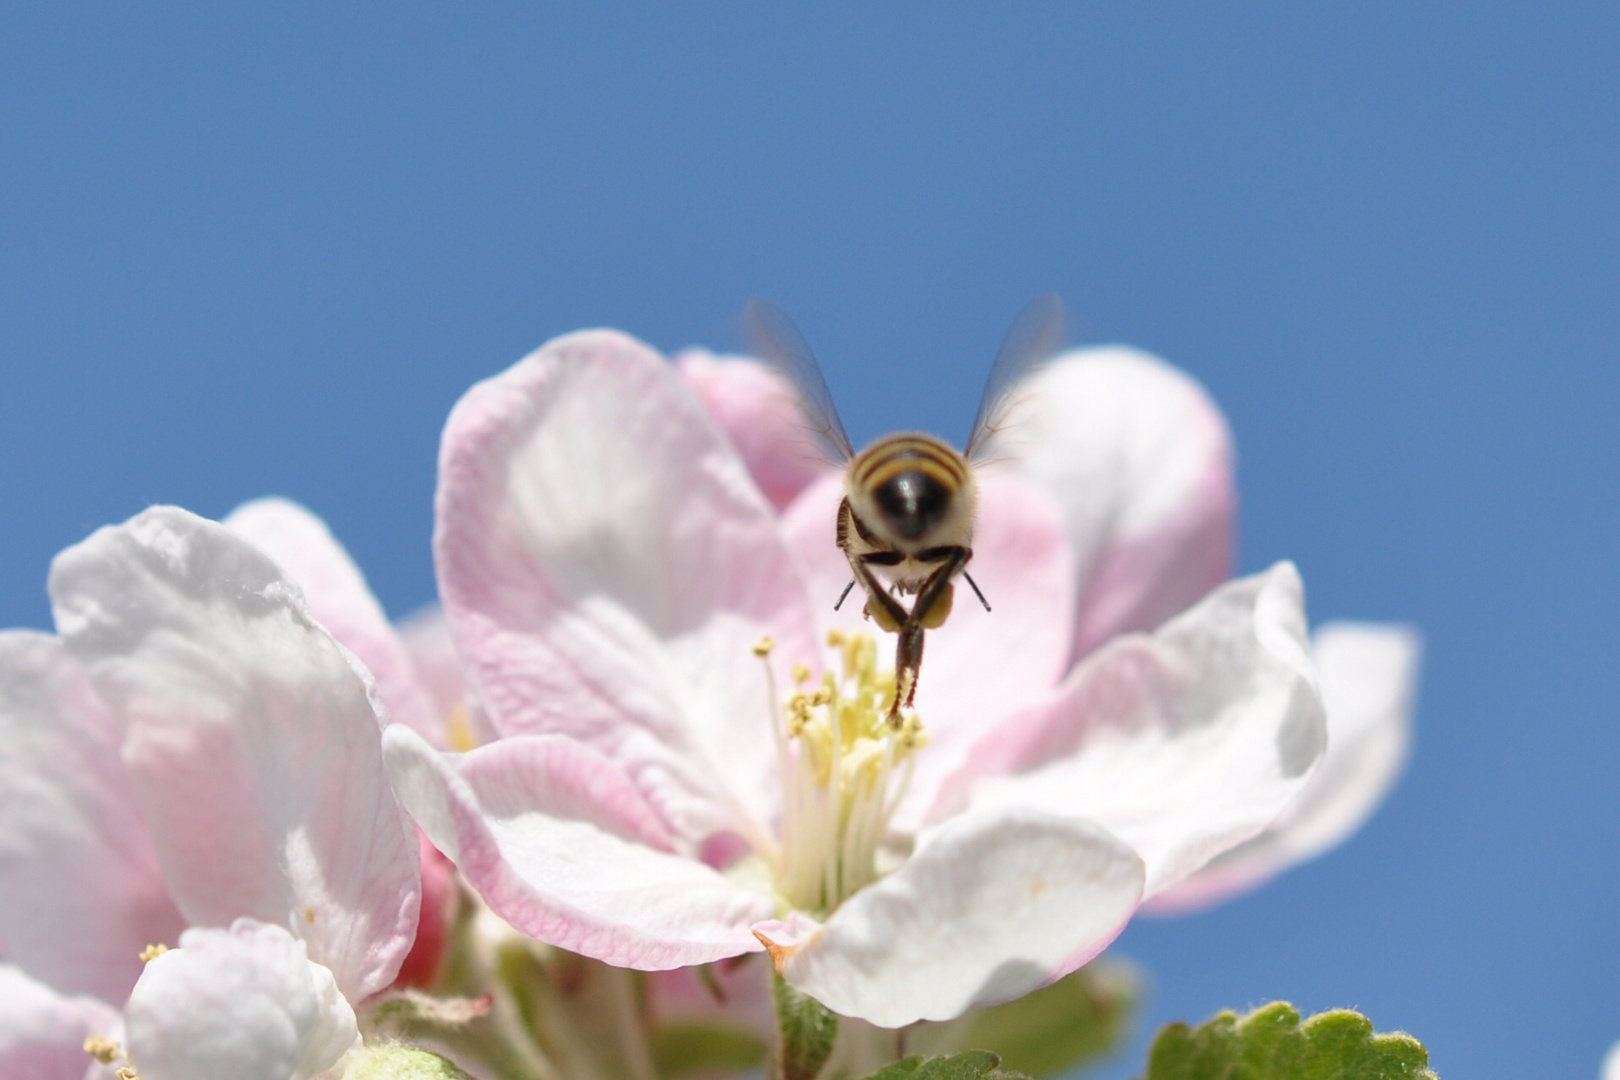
981;346;1236;660
1145;621;1421;913
943;564;1326;898
124;919;358;1080
48;507;421;1001
435;330;820;843
226;497;445;747
0;963;120;1080
0;632;185;1003
383;725;773;969
767;807;1144;1027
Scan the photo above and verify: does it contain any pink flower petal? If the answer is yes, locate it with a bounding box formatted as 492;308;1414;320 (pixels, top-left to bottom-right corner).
124;919;358;1080
48;507;422;1002
1144;621;1421;914
0;963;121;1080
778;469;1076;821
390;830;459;990
939;563;1326;898
980;346;1236;660
674;350;832;511
226;498;445;747
435;330;819;844
383;726;774;970
761;807;1144;1027
0;632;185;1004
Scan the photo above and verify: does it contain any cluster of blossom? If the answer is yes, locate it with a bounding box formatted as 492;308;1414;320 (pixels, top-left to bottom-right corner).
0;329;1419;1080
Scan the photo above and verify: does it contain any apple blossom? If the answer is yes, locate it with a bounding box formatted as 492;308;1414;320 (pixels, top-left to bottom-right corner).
0;507;421;1080
380;327;1368;1029
683;344;1423;916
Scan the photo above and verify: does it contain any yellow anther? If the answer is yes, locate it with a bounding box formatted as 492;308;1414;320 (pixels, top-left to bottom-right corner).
810;689;832;707
826;629;845;647
138;943;169;963
117;1068;141;1080
84;1036;121;1064
753;636;776;657
792;663;811;685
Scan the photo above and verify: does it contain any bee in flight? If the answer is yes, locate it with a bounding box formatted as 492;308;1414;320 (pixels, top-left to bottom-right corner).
745;295;1066;722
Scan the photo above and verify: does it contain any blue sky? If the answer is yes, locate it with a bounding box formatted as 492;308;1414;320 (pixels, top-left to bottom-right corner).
3;5;1617;1077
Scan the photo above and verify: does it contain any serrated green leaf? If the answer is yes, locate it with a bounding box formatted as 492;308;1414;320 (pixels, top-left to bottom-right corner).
959;960;1140;1077
1139;1001;1437;1080
774;973;839;1080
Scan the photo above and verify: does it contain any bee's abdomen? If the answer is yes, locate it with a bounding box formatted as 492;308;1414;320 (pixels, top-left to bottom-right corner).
851;434;971;544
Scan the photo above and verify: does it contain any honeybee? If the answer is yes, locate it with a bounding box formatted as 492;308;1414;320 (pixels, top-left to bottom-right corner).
745;295;1066;721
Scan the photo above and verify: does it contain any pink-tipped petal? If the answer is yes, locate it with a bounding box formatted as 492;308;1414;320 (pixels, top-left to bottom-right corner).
764;807;1144;1027
675;350;833;511
435;330;818;843
0;632;185;1003
0;963;121;1080
383;726;773;970
48;507;422;1002
979;346;1236;660
226;498;445;748
1145;621;1421;914
124;919;358;1080
941;564;1326;899
780;470;1076;821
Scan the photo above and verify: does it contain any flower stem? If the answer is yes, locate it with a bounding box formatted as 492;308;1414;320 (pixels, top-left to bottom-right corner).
772;973;839;1080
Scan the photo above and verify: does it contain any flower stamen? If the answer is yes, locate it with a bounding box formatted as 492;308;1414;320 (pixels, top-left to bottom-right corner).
767;631;928;915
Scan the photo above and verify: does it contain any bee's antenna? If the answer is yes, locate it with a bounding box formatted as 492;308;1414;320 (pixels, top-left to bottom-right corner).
964;572;992;612
834;579;856;611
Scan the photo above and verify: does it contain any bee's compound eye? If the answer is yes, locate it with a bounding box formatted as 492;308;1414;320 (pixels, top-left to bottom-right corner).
872;470;952;541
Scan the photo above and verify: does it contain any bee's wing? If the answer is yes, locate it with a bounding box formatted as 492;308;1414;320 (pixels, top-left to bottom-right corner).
964;293;1067;463
743;298;856;464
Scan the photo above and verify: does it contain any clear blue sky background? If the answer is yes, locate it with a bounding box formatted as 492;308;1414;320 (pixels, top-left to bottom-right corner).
3;6;1616;1077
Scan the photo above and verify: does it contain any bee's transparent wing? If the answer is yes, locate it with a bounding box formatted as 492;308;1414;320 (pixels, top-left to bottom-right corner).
964;293;1067;463
743;298;856;464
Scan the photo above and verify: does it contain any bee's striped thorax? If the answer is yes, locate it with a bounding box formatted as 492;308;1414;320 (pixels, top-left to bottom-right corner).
842;432;977;571
849;432;970;494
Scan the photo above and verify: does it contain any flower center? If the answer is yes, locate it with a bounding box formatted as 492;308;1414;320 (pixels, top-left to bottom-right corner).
759;631;928;915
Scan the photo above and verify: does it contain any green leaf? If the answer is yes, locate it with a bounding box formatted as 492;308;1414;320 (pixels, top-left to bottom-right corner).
649;1020;768;1078
1139;1001;1438;1080
774;973;839;1080
861;1049;1032;1080
958;960;1140;1077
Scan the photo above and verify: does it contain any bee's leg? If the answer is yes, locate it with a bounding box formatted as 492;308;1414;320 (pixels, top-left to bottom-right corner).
895;626;925;719
886;547;971;721
848;552;910;632
909;548;972;631
963;571;991;612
